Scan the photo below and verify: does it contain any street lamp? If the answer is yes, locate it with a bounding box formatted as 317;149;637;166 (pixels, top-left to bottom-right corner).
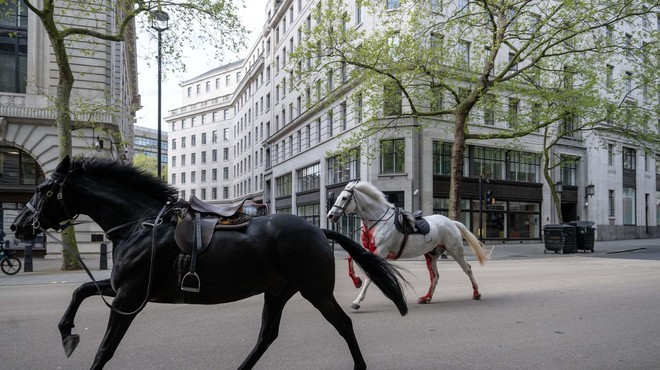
151;9;169;179
555;181;564;194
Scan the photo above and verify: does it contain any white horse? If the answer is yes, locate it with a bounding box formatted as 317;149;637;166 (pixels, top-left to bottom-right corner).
327;180;492;309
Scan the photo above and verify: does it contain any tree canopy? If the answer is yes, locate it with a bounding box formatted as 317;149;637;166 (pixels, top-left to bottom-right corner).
291;0;659;220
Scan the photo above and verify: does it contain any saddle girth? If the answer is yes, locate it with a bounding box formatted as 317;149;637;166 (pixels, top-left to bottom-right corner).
393;208;431;260
174;196;252;293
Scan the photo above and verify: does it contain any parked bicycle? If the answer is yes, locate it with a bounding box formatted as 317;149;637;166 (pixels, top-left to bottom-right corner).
0;242;22;275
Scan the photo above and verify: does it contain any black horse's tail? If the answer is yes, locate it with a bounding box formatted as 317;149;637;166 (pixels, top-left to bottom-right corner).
322;229;408;316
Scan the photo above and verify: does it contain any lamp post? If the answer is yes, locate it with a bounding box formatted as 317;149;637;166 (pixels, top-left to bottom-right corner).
555;181;563;223
151;9;169;179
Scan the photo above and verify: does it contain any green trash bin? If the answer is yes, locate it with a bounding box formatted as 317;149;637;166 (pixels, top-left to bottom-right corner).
568;221;595;253
543;224;577;254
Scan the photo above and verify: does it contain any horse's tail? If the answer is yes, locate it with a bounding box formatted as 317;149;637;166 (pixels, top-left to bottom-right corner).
322;229;408;316
453;221;493;265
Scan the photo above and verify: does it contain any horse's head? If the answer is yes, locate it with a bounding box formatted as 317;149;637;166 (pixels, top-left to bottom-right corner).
11;156;74;240
327;181;359;223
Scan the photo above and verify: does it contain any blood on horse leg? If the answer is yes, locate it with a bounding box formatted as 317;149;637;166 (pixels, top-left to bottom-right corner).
347;257;363;288
417;253;439;304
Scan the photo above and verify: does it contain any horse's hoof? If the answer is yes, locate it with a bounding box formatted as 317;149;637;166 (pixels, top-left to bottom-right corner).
354;278;362;289
63;334;80;357
350;303;361;310
473;293;482;300
417;297;431;304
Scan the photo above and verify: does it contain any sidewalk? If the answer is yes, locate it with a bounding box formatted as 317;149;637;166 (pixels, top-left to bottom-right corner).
5;237;660;276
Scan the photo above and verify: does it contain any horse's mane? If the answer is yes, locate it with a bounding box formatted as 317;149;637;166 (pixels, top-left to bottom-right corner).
354;181;393;207
70;157;179;203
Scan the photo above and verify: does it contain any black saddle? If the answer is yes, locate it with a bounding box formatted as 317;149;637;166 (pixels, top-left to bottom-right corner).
393;208;430;236
173;196;252;293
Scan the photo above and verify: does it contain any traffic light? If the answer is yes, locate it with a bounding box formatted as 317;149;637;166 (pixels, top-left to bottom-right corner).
485;191;493;204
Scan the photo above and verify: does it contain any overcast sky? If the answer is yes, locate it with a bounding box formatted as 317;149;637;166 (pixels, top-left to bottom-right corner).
135;1;268;131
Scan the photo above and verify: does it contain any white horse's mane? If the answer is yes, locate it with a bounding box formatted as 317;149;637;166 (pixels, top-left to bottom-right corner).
354;181;394;207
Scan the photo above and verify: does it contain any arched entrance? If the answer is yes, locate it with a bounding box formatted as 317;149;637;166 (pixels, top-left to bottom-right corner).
0;146;45;251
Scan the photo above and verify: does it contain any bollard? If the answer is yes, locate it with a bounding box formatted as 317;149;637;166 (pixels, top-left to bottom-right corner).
24;240;34;272
100;242;108;270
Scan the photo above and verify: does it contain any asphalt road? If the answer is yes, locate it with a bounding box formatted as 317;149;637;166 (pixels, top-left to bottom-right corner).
1;244;659;370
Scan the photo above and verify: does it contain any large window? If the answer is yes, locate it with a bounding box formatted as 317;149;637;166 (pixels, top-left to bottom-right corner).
297;204;320;227
380;139;405;174
432;141;452;175
508;152;540;182
0;147;45;185
622;187;636;225
471;146;506;179
560;156;577;186
0;0;27;94
297;163;320;192
327;149;360;185
623;147;636;170
383;81;402;116
275;173;292;198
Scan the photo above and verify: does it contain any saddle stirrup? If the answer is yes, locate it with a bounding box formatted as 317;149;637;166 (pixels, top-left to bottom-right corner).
181;213;202;293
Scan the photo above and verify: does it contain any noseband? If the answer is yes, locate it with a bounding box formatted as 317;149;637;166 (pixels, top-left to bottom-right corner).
27;173;77;232
331;188;357;216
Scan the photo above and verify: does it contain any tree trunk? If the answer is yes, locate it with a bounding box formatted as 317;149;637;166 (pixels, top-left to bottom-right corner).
449;111;468;221
50;30;81;271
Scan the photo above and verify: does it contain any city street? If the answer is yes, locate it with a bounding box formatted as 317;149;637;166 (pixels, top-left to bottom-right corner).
1;240;659;370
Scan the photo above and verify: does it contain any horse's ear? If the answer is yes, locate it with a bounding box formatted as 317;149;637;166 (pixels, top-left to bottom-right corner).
55;156;71;174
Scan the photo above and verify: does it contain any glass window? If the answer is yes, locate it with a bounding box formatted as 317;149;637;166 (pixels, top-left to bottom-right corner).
471;147;506;179
380;139;405;174
297;204;320;227
508;151;540;182
327;149;360;185
0;0;28;94
623;147;636;170
560;156;578;186
297;163;320;192
432;141;452;176
383;81;402;116
622;187;636;225
275;173;292;197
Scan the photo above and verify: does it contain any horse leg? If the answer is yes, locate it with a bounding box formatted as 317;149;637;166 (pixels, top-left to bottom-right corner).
445;245;482;300
89;295;140;369
417;252;440;304
350;278;372;310
58;279;116;357
238;286;297;370
347;257;363;288
302;292;366;370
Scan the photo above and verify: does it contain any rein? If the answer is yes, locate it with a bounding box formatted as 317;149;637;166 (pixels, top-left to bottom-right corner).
341;184;408;259
26;171;168;316
39;203;169;316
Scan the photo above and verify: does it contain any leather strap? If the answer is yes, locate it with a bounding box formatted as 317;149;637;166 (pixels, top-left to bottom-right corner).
395;232;409;260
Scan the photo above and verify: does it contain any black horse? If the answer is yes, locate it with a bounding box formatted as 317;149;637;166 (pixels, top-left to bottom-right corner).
11;156;407;370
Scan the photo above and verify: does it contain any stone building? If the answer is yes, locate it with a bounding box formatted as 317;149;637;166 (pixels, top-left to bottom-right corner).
166;0;659;241
0;1;139;256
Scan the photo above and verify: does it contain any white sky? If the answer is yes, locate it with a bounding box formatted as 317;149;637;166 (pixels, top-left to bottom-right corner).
135;1;268;131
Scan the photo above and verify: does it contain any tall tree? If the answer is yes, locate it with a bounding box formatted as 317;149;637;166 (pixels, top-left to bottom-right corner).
9;0;246;269
292;0;659;221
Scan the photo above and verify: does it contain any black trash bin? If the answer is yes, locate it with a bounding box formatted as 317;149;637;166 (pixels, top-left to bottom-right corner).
568;221;595;253
543;224;577;254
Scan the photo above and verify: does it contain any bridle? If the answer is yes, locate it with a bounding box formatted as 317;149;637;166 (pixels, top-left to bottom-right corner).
331;183;394;230
23;170;168;316
26;172;79;233
330;188;356;216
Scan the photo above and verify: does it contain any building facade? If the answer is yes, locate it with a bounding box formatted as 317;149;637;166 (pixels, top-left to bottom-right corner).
166;0;659;241
0;1;139;255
